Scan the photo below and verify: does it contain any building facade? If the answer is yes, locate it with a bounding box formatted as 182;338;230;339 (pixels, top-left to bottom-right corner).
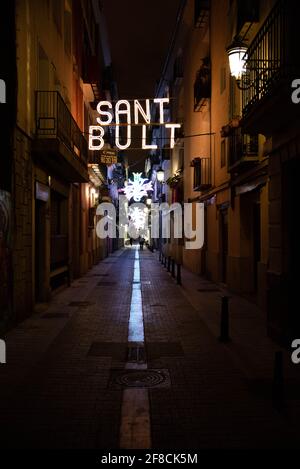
0;0;122;332
148;0;300;345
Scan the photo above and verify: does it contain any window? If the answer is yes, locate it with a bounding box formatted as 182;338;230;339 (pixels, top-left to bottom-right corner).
192;157;211;191
38;44;49;90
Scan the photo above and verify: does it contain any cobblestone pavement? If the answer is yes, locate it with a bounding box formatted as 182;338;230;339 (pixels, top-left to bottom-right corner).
0;247;300;449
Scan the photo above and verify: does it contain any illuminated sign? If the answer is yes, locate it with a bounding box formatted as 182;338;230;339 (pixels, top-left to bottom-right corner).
123;173;153;202
100;149;118;165
89;98;181;151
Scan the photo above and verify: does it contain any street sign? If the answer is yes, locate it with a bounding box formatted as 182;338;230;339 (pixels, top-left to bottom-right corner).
100;149;118;165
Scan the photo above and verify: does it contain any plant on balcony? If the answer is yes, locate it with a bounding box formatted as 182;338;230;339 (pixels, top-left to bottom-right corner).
166;169;183;188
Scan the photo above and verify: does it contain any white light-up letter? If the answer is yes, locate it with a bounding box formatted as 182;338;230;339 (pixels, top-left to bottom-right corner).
134;99;151;124
165;123;181;149
89;126;105;150
142;125;158;150
153;98;169;124
116;100;131;150
96;101;113;125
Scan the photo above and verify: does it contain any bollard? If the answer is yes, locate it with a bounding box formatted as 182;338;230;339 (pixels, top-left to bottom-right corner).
218;296;230;342
167;256;171;272
164;256;167;268
161;254;164;265
272;351;285;411
159;251;162;262
176;263;182;285
171;259;175;278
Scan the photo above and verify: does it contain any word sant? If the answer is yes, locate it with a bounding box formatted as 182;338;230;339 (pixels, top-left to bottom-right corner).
89;98;181;151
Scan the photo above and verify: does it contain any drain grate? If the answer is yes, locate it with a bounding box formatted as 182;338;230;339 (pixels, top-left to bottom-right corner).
68;301;94;307
110;369;170;389
42;313;69;319
127;344;146;363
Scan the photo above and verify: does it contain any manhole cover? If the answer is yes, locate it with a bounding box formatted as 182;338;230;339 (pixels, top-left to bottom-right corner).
110;369;170;389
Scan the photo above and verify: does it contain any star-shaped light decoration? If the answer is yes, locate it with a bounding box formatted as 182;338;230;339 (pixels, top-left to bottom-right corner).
122;172;153;202
129;206;147;230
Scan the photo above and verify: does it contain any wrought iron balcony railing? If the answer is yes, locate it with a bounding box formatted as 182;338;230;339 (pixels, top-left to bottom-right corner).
242;0;300;118
228;128;259;168
35;91;88;166
191;157;212;191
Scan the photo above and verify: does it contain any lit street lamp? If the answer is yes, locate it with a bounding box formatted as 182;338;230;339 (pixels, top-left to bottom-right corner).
156;168;165;183
226;39;248;88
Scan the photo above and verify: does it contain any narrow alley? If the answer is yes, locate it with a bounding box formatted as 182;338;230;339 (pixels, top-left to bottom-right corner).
0;247;299;449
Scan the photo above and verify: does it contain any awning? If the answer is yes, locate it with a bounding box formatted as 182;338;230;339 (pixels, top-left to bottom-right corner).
235;175;267;196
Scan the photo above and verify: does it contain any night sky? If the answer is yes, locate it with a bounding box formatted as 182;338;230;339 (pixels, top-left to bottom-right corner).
101;0;182;171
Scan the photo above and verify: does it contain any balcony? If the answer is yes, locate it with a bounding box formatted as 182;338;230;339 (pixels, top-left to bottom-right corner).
191;157;212;191
33;91;89;182
241;0;300;135
228;128;259;172
194;58;211;112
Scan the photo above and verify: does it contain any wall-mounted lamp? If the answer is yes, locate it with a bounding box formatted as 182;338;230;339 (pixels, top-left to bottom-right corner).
156;168;165;183
226;39;248;89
